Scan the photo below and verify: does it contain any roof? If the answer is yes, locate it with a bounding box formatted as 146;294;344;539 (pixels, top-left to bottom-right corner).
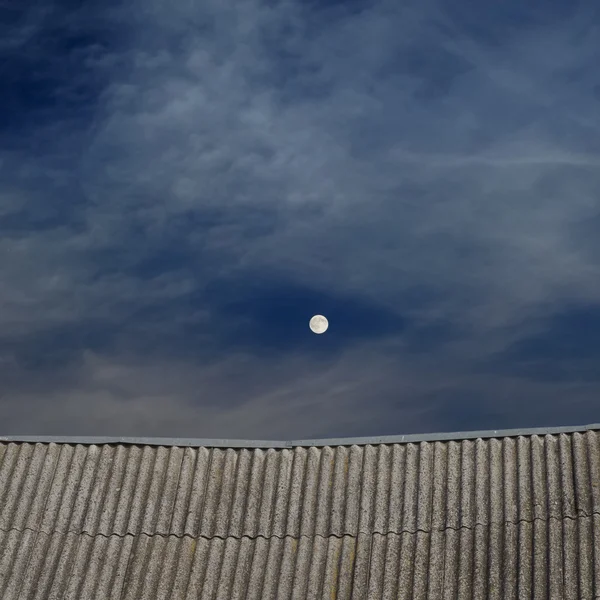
1;422;600;598
2;420;600;447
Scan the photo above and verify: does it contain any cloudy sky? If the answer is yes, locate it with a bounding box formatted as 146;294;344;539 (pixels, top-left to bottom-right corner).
1;0;599;440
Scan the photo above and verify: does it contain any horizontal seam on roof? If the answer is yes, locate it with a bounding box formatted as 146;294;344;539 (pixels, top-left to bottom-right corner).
1;511;597;541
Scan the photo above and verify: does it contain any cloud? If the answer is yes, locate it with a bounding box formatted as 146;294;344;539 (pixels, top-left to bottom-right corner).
1;342;598;439
1;0;600;437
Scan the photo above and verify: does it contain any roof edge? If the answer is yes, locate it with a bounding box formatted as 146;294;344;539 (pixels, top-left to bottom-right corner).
1;422;600;448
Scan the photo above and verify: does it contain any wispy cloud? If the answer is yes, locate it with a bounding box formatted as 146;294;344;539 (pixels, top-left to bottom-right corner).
1;0;599;437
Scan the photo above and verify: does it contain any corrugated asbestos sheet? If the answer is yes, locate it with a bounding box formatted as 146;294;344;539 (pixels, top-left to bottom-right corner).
1;429;600;599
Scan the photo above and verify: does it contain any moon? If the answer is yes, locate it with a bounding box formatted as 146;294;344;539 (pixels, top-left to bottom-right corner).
309;315;329;334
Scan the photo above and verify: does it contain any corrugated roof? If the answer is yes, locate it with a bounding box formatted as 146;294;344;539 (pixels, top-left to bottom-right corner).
1;423;600;598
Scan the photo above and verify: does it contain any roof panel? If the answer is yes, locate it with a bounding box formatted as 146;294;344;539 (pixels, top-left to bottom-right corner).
5;431;600;539
0;424;599;598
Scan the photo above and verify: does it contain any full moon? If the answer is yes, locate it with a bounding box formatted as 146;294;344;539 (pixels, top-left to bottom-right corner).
309;315;329;334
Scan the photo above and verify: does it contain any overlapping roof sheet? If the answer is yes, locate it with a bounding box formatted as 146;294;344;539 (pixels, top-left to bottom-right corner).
1;423;600;599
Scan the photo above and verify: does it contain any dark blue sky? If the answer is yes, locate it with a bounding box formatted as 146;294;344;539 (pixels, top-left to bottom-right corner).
1;0;600;439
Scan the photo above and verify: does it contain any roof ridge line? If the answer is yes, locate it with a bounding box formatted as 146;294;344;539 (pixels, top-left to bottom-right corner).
1;422;599;448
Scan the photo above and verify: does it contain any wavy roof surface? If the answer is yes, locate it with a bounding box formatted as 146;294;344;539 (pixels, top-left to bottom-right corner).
1;422;599;599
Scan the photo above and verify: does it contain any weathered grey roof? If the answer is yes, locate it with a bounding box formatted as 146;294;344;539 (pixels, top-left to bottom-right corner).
1;423;600;598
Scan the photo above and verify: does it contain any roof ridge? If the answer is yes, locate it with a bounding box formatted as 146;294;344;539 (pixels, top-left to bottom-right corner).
1;421;599;448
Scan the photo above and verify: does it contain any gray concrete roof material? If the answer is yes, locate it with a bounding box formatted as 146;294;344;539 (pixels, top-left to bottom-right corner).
1;423;599;598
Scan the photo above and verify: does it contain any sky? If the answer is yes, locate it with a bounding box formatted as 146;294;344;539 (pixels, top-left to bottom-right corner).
1;0;600;440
